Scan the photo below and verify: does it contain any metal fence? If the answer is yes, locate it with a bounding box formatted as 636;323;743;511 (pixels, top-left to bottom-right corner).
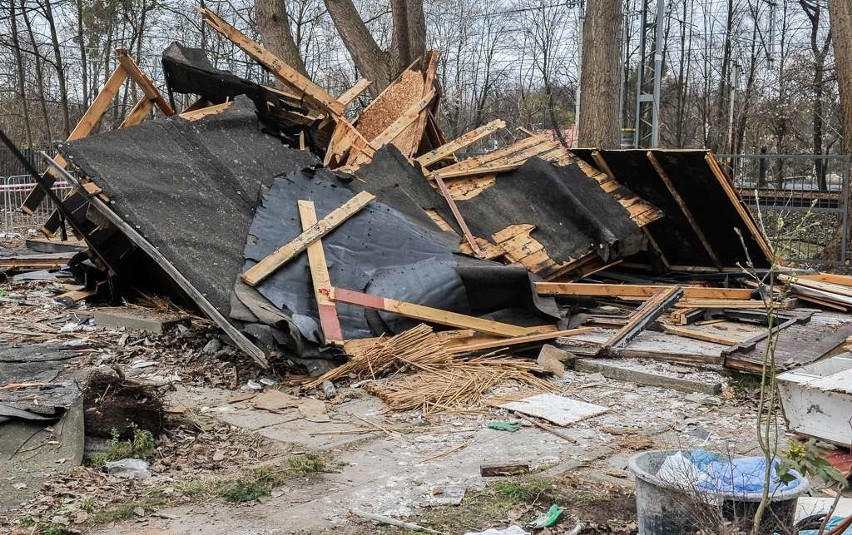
0;175;72;234
716;153;851;265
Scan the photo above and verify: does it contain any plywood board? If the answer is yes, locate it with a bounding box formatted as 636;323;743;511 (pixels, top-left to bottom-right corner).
500;393;608;426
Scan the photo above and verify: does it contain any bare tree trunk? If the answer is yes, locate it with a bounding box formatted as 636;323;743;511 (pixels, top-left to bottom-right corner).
9;0;33;147
800;0;832;190
578;0;621;147
22;0;52;144
41;0;71;137
323;0;425;93
822;0;852;259
832;0;852;155
76;0;89;109
255;0;308;77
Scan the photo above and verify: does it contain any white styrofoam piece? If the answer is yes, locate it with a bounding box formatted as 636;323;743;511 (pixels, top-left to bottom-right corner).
500;393;608;426
777;355;852;445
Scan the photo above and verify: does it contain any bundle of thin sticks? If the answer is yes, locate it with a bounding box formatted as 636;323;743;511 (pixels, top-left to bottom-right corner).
364;355;556;414
303;324;451;389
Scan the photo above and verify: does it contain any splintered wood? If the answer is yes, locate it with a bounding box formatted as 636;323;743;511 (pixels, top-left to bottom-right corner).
303;325;554;414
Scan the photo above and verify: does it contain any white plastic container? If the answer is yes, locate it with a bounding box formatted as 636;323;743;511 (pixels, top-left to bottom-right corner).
777;354;852;446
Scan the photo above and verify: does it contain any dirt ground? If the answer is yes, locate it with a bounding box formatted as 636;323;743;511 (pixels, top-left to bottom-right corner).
0;278;827;535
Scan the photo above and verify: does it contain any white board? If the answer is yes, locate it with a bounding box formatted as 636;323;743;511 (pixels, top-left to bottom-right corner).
500;393;608;426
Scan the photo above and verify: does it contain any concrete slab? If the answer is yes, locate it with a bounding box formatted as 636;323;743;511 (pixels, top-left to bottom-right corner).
92;307;191;333
575;358;723;394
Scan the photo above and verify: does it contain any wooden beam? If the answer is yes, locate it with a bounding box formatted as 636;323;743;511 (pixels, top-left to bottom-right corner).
21;65;128;214
40;155;268;367
446;327;596;354
241;191;376;286
780;274;852;299
328;287;548;337
601;286;683;353
337;78;371;107
324;115;376;167
704;152;775;264
436;134;549;175
178;101;234;122
298;200;344;345
408;50;439;158
534;282;754;301
799;272;852;287
115;49;175;116
674;298;797;310
197;7;343;116
646;151;723;269
415;119;506;168
432;162;523;180
432;173;484;257
368;90;436;147
119;97;155;128
660;324;742;346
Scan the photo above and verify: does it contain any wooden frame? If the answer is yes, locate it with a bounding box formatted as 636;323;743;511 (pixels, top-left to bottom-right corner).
241;191;375;286
646;151;723;269
298;201;344;345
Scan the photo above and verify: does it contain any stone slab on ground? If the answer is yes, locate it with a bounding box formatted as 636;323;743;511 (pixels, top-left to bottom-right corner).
92;307;191;333
575;357;723;394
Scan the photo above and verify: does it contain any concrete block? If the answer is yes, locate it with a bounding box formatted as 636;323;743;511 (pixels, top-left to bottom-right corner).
575;358;722;395
92;307;191;334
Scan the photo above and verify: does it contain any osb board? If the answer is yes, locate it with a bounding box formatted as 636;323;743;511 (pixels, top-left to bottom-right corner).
355;68;425;142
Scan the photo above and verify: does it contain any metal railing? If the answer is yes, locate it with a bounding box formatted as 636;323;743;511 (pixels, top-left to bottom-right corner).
1;175;72;234
716;153;851;265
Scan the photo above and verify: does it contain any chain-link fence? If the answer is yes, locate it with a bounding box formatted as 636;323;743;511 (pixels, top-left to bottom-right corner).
717;153;851;265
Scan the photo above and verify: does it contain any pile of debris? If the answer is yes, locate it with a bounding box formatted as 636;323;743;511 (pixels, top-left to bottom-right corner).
4;6;852;409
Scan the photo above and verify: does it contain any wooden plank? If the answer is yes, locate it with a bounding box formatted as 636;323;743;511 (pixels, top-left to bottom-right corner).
328;287;547;337
780;275;852;299
446;327;596;354
241;191;376;286
40;155;268;367
337;78;371;107
115;49;175;116
437;134;549;175
704;152;775;263
178;101;233;121
298;201;343;345
21;65;128;214
119;97;154;128
601;286;683;353
415;119;506;168
660;324;742;346
324;115;376;167
433;162;524;180
197;7;343;116
432;174;484;257
534;282;754;301
800;272;852;288
647;151;723;269
674;298;798;310
407;50;439;157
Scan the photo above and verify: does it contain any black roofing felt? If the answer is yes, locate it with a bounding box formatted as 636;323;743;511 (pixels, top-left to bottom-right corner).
57;97;319;314
243;168;467;341
353;149;646;265
452;158;646;262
